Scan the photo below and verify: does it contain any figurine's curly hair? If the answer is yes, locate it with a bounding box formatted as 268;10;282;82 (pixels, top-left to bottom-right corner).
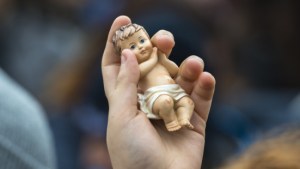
112;23;149;54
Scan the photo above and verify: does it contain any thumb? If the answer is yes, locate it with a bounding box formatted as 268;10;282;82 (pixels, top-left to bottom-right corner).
117;49;140;90
110;49;140;115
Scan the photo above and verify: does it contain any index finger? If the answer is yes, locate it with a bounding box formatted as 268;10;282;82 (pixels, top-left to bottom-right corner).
102;15;131;67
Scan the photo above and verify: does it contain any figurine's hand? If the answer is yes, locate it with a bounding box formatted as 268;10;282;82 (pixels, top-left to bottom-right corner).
102;15;215;169
150;47;158;60
158;50;167;62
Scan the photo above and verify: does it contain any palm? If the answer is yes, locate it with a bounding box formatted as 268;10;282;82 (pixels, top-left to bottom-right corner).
117;110;204;169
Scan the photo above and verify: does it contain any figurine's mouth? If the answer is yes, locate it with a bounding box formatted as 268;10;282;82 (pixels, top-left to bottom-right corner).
140;50;147;54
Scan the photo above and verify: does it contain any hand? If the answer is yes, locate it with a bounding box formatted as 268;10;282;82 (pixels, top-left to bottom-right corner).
158;50;167;63
102;16;215;169
150;47;158;61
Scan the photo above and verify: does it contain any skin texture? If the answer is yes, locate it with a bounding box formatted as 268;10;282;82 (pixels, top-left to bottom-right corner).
102;16;215;169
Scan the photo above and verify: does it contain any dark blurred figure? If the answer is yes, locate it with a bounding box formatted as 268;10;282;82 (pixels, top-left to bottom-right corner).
220;126;300;169
0;68;56;169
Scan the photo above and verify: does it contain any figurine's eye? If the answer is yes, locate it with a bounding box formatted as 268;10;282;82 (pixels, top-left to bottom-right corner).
130;44;136;50
140;39;145;43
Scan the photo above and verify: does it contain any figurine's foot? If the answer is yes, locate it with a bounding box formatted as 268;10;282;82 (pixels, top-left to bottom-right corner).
179;119;194;129
165;121;181;132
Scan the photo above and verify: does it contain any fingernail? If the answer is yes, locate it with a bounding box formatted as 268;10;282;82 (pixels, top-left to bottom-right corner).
121;54;127;64
160;30;174;40
190;55;204;65
121;49;127;64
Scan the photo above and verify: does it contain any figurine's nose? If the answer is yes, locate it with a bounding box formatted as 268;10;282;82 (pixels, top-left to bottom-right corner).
138;44;143;49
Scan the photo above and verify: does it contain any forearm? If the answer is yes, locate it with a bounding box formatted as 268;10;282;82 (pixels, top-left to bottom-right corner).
139;57;157;78
160;58;178;77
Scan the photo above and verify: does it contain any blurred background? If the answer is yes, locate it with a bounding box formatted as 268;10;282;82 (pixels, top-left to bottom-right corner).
0;0;299;169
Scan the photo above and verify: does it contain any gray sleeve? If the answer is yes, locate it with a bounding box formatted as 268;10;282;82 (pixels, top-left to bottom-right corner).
0;68;56;169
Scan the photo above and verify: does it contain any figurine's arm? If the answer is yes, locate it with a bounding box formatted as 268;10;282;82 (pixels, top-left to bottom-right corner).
139;47;158;79
158;51;178;77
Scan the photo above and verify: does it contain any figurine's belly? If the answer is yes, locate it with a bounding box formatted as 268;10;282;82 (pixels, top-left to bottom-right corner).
139;67;175;91
140;77;175;91
150;75;175;85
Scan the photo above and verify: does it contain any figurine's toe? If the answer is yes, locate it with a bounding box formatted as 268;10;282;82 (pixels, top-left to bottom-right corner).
166;121;181;132
179;119;194;129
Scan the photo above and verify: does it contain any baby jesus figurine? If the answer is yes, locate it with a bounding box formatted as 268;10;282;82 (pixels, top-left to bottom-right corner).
112;23;194;131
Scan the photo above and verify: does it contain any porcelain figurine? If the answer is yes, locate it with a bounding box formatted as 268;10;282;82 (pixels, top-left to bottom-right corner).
112;23;194;131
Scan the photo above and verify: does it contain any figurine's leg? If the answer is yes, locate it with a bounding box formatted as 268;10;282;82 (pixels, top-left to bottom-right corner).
175;96;194;129
152;95;181;131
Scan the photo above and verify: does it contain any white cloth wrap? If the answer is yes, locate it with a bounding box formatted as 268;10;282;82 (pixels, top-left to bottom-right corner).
138;84;188;119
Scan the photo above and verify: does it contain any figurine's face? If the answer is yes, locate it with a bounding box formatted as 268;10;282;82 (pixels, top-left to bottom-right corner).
119;29;153;63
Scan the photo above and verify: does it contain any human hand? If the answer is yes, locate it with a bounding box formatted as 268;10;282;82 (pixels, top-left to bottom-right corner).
102;16;215;169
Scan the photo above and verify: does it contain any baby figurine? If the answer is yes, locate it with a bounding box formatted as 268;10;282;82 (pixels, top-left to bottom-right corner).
112;23;194;131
